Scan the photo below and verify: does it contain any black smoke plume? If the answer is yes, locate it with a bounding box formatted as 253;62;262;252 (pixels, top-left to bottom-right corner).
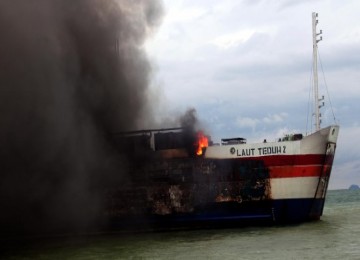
179;108;201;156
0;0;163;235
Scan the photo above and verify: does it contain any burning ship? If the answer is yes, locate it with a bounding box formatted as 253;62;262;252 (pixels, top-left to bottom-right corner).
106;13;339;229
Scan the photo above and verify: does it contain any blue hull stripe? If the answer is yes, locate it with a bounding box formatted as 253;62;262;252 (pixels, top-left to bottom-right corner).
110;198;326;230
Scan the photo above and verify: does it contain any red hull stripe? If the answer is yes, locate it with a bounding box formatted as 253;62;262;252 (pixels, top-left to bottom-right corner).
269;165;323;178
234;154;334;178
241;154;325;166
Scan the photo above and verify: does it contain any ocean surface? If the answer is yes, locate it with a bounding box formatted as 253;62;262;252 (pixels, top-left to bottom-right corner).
2;189;360;259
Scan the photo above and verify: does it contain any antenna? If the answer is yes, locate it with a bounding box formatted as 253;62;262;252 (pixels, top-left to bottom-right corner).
312;12;323;131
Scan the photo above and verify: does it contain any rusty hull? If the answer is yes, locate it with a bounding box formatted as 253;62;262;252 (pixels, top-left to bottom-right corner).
105;150;273;227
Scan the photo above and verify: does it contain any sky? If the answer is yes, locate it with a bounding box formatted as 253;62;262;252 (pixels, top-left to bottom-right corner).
145;0;360;190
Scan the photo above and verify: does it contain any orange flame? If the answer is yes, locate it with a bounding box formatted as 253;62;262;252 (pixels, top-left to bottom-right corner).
196;131;208;156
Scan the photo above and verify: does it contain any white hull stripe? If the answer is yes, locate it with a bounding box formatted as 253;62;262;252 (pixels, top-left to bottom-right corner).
270;177;326;199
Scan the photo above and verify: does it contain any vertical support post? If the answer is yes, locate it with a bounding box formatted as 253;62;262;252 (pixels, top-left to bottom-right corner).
312;12;320;131
312;12;322;131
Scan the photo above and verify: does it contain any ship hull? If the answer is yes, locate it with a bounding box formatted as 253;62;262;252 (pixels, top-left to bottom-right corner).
107;125;339;229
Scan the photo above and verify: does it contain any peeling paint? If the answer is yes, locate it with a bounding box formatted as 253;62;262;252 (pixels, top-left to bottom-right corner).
105;156;271;218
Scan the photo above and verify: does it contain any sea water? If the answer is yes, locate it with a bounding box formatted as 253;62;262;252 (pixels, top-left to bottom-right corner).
2;189;360;259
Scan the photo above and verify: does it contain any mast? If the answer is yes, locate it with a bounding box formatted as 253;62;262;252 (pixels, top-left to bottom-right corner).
312;12;323;131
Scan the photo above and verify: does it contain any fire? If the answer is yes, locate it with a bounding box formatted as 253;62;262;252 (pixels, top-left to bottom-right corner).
196;131;209;156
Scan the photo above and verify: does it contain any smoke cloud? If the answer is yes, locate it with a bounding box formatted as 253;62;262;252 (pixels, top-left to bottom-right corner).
0;0;163;235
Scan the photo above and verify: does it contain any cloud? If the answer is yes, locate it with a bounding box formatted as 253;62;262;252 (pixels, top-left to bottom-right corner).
210;30;256;49
147;0;360;189
263;113;288;124
235;113;288;130
165;6;207;22
235;116;259;130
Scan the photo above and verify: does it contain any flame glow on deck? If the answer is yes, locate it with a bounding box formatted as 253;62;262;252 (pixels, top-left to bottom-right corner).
196;131;208;156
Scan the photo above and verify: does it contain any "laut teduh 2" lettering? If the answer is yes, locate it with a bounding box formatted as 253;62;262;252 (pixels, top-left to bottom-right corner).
236;146;286;157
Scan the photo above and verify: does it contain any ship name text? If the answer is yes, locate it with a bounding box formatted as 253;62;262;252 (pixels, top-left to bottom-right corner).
235;146;287;157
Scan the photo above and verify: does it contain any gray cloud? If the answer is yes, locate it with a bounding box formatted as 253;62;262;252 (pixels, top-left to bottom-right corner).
148;0;360;188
